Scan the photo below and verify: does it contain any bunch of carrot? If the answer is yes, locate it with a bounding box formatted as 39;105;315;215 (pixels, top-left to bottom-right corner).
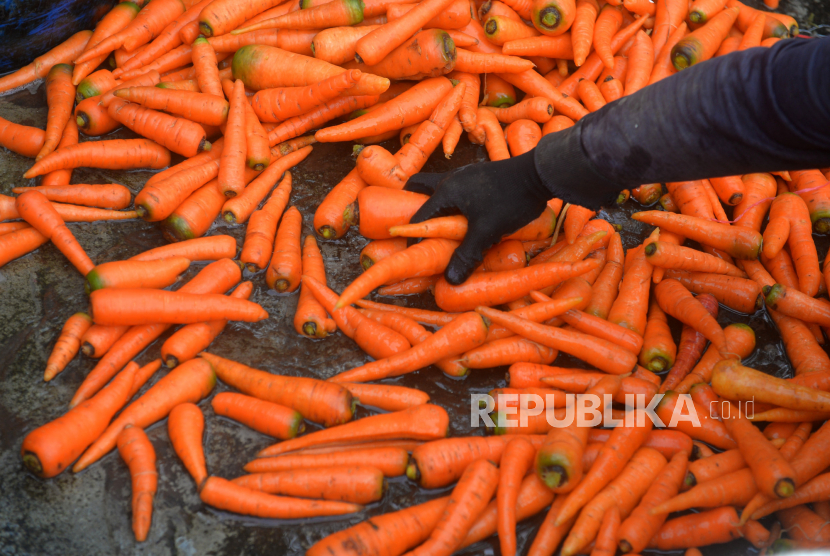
2;0;827;552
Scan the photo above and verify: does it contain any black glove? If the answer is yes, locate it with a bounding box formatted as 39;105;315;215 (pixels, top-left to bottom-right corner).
406;150;551;285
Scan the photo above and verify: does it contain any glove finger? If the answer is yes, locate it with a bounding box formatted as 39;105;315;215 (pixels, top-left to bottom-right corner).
443;224;500;286
404;172;444;196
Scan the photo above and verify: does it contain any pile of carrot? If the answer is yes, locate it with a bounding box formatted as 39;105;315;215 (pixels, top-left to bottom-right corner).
2;0;828;552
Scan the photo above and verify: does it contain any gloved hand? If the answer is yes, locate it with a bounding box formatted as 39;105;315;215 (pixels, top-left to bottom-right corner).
405;150;551;286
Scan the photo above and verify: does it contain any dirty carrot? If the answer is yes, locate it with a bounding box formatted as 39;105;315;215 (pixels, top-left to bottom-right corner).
167;403;207;488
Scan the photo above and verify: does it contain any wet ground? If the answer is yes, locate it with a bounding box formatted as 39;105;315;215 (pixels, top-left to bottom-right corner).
1;2;829;554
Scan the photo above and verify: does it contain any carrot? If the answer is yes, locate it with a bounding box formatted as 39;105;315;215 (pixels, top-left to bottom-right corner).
15;191;94;276
0;30;92;94
650;465;761;515
310;26;380;65
302;276;413;360
232;466;385;505
245;446;409;478
342;383;429;413
674;322;755;394
85;258;189;293
665;270;763;314
160;282;253;367
607;244;651;336
199;352;353;427
630;183;664;207
671;6;738;70
713;359;830;413
360;238;408;271
238;0;365;33
461;336;557;368
263;205;302;292
649;507;744;550
561;447;668;556
21;361;136;478
576;79;605;112
765;283;830;328
526;494;576;556
637;299;674;372
449;71;481;133
167;403;207;487
136;160;224;223
387;0;472;29
12;184;131;211
505;117;543;155
790;169;830;234
494;439;536;556
616;451;687;554
79;324;130;358
258;404;448;458
70;259;240;407
212;392;304;439
232;46;388;98
224;149;307;225
764;193;820;295
645;241;744;277
201;475;361;518
114;87;227;127
43;313;92;382
130;236;237;262
198;0;284;37
498;68;589;121
621;30;652;96
570;0;599;65
407;436;519;488
685;446;751;489
484;15;540;45
457;48;536;75
592;5;623;68
73;357;214;473
583;232;622;319
655;391;736;449
501;34;573;60
116;426;157;542
188;38;223;97
652;0;688;58
655;278;727;356
73;95;120;137
37;117;77;186
648;22;686;84
268;95;379;147
23;139;171;179
36;65;75;162
294;235;337;338
212;79;247;197
488;98;554;126
347;29;458;81
330;312;489;382
689;0;727;24
115;43;194;82
0;115;45;159
354;299;459;327
239;184;292;272
0;194;136;223
633;210;762;259
252;72;361;124
0;222;30;236
218;78;271;171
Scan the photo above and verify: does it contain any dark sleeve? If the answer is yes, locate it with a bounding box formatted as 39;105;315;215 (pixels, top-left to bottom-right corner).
533;36;830;210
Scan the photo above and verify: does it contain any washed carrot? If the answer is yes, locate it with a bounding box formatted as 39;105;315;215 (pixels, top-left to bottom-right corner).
85;258;190;293
593;5;623;68
652;0;688;57
199;352;353;427
160;282;253;367
655;278;727;355
354;298;459;326
649;22;686;85
167;403;207;487
15;191;94;276
214;79;247;197
461;336;557;368
659;295;718;394
488;97;554;125
607;243;651;336
665;270;763;314
212;392;304;439
79;324;129;358
617;451;687;554
302;276;413;360
689;0;727;24
12;184;130;211
765;193;820;295
765;283;830;327
23;139;171;179
583;232;622;318
570;0;599;65
0;115;45;159
294;235;337;338
70;259;239;407
649;507;745;550
376;275;437;295
189;37;223;97
526;494;576;556
310;26;380;65
130;236;237;262
790;169;830;234
330;312;489;382
645;241;744;277
264;205;302;292
42;312;92;380
218;78;271;171
341;383;429;413
359;239;409;271
37;117;77;186
268;95;379;147
252;70;361;124
0;222;30;236
73;95;119;137
201;475;361;518
576;79;605;112
455;48;535;75
484;14;540;45
258;404;448;458
407;436;519;488
117;426;157;542
21;363;136;478
561;447;667;556
115;87;227;127
238;184;291;272
37;65;75;161
239;0;365;33
713;359;830;413
198;0;283;37
623;30;652;96
0;30;92;94
497;438;537;556
233;466;385;505
498;67;589;121
245;446;409;477
450;71;481;133
672;6;739;70
674;322;755;394
386;0;472;29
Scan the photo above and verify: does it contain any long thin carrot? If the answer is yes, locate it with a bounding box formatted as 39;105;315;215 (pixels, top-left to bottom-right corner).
233;466;385;505
341;383;430;412
265;205;302;292
212;392;304;439
129;236;237;262
269;95;379;147
215;79;247;197
15;191;94;276
655;278;728;355
295;235;337;338
607;243;651;336
592;5;623;68
652;0;688;58
645;241;744;276
238;182;291;271
0;30;92;94
23;139;171;179
649;507;744;550
623;30;653;96
223;150;307;224
37;65;76;161
43;313;93;381
115;87;228;126
21;363;136;478
12;184;131;211
570;0;599;65
85;258;190;292
198;0;284;37
117;426;157;542
167;403;207;488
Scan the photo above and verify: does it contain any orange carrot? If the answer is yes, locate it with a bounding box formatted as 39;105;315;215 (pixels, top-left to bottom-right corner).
43;312;93;381
0;115;45;159
37;65;76;161
649;22;686;85
200;351;354;427
295;235;337;338
0;222;30;236
212;392;304;439
79;324;130;358
252;70;362;123
215;79;247;197
571;0;599;66
639;299;676;372
38;117;77;186
117;426;157;542
649;507;745;550
23;139;171;179
12;184;131;211
310;25;381;65
130;236;237;262
593;5;623;68
645;241;745;277
85;258;190;293
607;243;652;336
239;181;292;271
655;278;728;355
245;446;409;477
689;0;728;24
265;205;302;292
21;363;136;478
201;476;361;518
16;191;94;275
268;95;379;147
189;37;223;97
671;7;739;70
451;71;481;133
577;78;606;112
584;231;623;318
160;282;253;367
232;465;385;505
622;30;652;96
70;259;240;407
386;0;472;29
115;87;228;126
167;403;207;487
0;30;92;94
652;0;688;57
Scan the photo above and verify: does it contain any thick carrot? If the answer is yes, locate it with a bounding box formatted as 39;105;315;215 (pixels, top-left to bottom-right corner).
12;184;130;211
37;65;76;161
212;392;304;439
340;383;429;412
21;362;136;478
360;238;408;270
199;352;353;427
639;299;675;372
607;244;651;336
766;193;820;295
461;337;557;368
294;235;337;338
592;5;622;68
160;282;253;367
130;236;237;262
649;22;686;85
85;258;189;293
477;306;638;374
313;169;365;240
655;278;727;355
115;87;228;127
434;260;598;312
70;259;240;407
652;0;688;58
23;139;170;179
645;241;744;277
238;183;291;271
0;115;45;158
501;33;572;59
665;270;763;314
167;403;207;487
197;0;283;37
265;205;302;292
237;0;364;33
329;312;489;382
73;358;215;473
117;426;157;542
713;359;830;413
215;79;247;197
245;446;409;477
570;0;599;65
201;476;360;517
407;436;521;488
649;507;744;550
765;283;830;328
302;276;413;360
623;30;653;96
15;191;94;276
0;30;92;94
310;25;381;65
233;466;385;505
252;70;362;123
80;324;129;358
671;6;739;70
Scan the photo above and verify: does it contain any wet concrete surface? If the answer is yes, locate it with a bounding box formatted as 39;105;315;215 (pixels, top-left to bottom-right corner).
1;1;829;553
